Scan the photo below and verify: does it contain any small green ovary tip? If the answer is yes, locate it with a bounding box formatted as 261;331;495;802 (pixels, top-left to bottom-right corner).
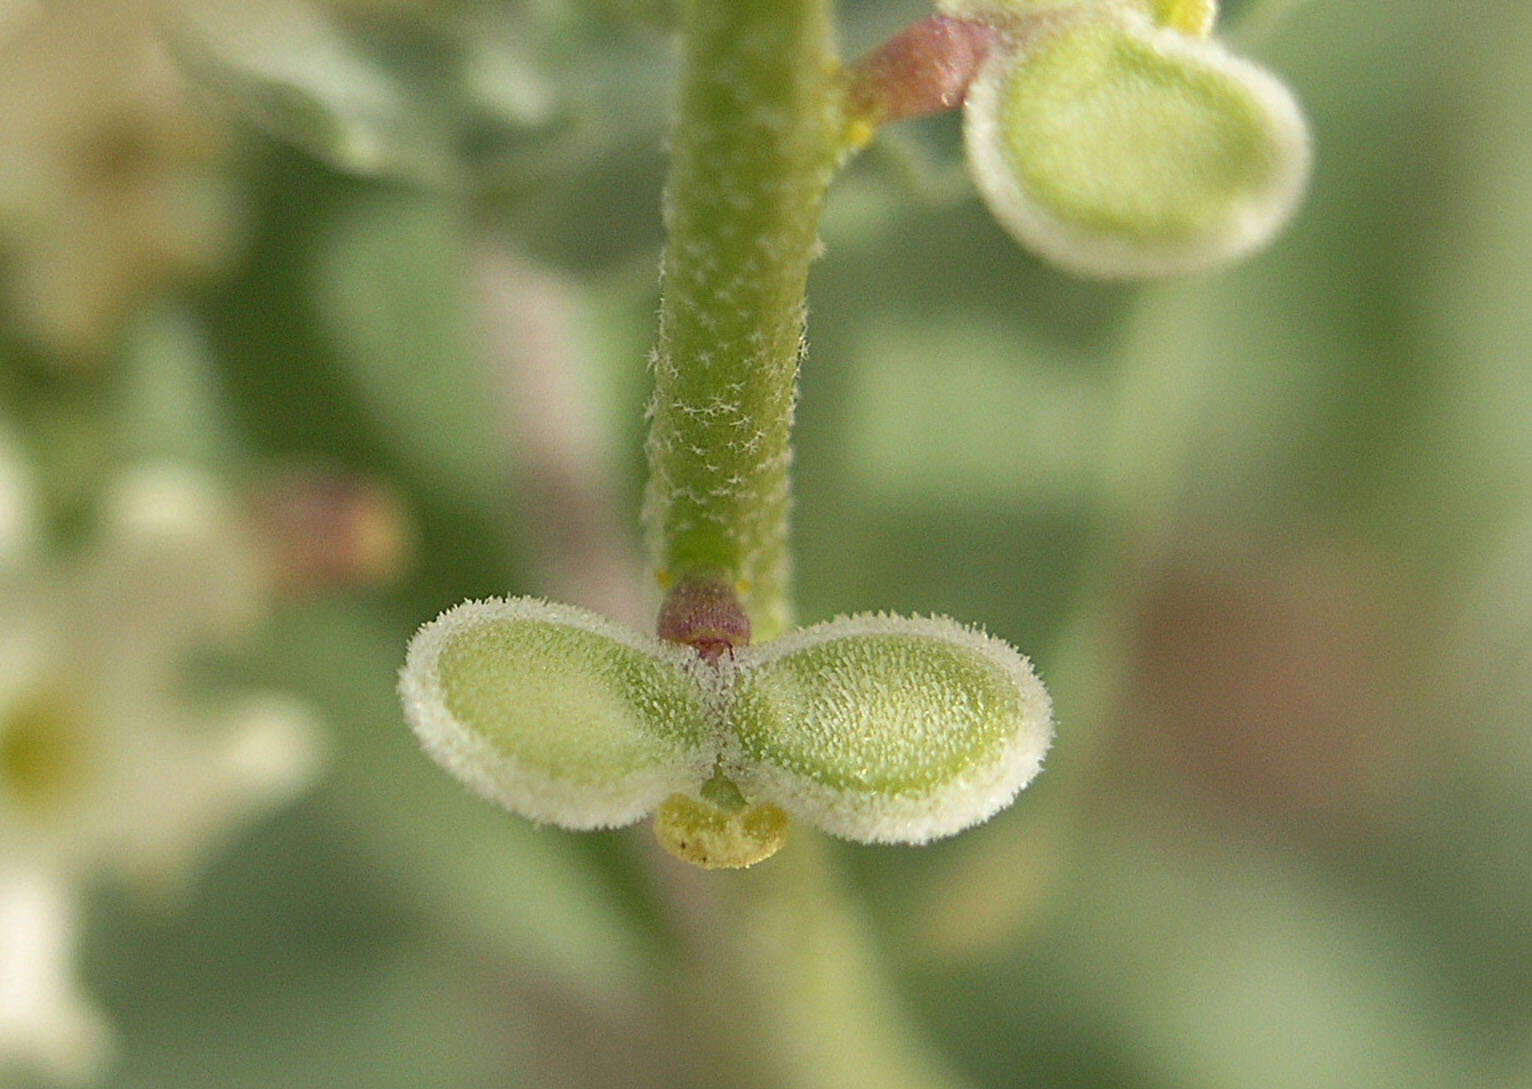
654;792;790;869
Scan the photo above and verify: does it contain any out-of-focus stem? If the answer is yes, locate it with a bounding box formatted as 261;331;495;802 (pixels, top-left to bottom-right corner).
476;238;650;631
647;832;976;1089
906;286;1232;958
643;0;842;642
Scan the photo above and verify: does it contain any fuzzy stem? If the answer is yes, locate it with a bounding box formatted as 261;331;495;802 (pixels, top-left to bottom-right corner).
643;0;843;642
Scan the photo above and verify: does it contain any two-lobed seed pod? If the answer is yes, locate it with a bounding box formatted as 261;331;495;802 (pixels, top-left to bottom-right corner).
400;598;1052;867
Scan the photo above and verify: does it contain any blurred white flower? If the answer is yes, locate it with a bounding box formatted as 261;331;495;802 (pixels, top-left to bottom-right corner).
0;454;322;1084
0;871;111;1084
0;0;242;362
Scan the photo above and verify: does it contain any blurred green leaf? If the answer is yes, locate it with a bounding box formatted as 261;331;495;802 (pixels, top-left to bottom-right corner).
117;302;241;470
172;0;573;189
311;191;509;503
841;309;1104;504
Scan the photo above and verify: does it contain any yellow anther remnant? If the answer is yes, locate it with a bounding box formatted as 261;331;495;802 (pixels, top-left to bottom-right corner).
844;116;879;152
1154;0;1217;36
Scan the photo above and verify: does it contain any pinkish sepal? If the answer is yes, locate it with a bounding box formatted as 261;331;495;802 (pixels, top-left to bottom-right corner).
657;578;752;662
847;15;998;125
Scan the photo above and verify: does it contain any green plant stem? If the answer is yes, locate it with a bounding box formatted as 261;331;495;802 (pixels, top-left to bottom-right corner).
635;6;974;1085
643;0;843;642
651;833;975;1089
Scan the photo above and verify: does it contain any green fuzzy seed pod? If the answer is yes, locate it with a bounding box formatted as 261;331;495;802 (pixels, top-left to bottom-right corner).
725;614;1052;844
964;8;1309;278
402;601;1051;857
399;597;716;829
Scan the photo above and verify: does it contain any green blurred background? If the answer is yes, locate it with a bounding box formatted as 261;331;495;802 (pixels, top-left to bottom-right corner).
3;0;1531;1086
